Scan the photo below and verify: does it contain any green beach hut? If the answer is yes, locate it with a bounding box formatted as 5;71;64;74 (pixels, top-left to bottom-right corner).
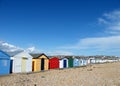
65;56;73;68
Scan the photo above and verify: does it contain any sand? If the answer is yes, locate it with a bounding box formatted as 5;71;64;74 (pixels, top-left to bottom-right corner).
0;62;120;86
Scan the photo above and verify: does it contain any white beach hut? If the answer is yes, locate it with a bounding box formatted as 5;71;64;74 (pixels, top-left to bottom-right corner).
78;56;88;66
12;51;32;73
79;58;84;66
88;57;96;64
59;58;68;68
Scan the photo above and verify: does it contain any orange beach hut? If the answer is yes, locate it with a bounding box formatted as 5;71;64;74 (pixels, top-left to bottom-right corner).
31;53;49;72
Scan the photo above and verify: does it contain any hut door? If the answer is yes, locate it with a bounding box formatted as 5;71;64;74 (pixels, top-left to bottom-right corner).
41;58;44;70
63;60;67;68
10;60;13;73
21;58;27;72
32;61;35;71
79;59;82;66
90;59;92;63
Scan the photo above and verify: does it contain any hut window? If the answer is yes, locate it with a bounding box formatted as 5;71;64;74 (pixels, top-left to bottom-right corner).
22;57;28;59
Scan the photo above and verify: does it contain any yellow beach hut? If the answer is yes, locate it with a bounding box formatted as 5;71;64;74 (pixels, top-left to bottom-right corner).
31;53;49;72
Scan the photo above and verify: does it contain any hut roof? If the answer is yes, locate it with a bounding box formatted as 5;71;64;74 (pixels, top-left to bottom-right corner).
64;56;73;59
13;51;33;58
0;50;10;59
30;53;49;59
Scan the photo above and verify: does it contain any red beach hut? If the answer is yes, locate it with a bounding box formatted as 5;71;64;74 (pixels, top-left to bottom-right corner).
49;57;59;69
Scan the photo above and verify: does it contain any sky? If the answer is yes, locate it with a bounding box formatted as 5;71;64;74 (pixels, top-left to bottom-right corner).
0;0;120;56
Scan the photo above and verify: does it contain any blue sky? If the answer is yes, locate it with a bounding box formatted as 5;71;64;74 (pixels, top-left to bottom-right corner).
0;0;120;56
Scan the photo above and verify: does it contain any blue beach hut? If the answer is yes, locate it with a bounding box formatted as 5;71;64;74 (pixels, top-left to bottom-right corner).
73;58;80;67
82;58;88;65
0;50;10;75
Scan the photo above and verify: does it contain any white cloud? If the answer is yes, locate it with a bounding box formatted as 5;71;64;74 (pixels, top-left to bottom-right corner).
0;40;73;56
25;46;41;53
98;18;109;24
98;9;120;35
103;10;120;20
0;40;43;55
60;36;120;55
0;40;23;56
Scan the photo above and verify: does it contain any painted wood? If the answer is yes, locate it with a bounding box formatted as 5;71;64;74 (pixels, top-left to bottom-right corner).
31;53;49;71
73;58;80;67
12;51;32;73
21;58;27;72
49;57;59;69
68;58;73;68
32;59;40;72
59;58;68;68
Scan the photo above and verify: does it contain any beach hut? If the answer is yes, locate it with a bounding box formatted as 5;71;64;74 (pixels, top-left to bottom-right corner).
95;58;102;63
64;56;73;68
32;53;49;71
94;56;104;63
82;58;88;65
12;51;33;73
49;57;59;69
79;58;84;66
73;58;80;67
59;58;68;68
0;50;10;75
68;57;73;68
88;57;96;64
76;56;88;66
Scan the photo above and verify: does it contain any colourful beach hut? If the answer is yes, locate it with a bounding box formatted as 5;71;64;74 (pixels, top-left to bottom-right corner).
49;57;59;69
73;58;80;67
68;57;73;68
12;51;33;73
0;50;10;75
82;58;88;65
59;57;68;68
32;53;49;72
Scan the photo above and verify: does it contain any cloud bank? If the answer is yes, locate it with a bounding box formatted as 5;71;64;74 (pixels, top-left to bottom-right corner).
0;41;42;56
0;40;23;56
0;40;73;56
61;36;120;50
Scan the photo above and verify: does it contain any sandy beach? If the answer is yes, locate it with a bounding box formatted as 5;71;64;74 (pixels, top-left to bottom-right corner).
0;62;120;86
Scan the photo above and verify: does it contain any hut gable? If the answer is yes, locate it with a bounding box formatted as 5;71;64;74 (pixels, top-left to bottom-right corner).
14;51;32;59
31;53;49;59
